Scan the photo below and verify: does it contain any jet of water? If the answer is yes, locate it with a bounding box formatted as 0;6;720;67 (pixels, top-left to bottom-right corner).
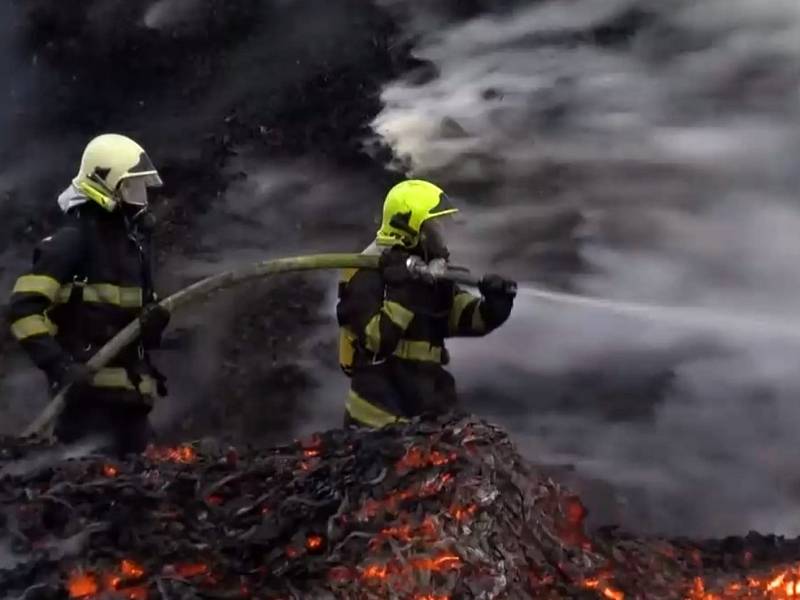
517;285;800;343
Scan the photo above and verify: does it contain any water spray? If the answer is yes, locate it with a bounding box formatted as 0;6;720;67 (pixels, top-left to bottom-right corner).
515;285;800;343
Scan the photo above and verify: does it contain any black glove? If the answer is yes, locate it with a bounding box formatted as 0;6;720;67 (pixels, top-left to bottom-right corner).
379;247;414;286
477;274;516;329
140;303;171;349
47;360;93;394
479;274;518;299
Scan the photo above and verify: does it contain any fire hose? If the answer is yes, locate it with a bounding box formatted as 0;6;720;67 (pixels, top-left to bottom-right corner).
21;252;495;439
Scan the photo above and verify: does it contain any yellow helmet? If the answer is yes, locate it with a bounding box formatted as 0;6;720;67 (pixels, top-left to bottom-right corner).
72;134;163;211
375;179;458;248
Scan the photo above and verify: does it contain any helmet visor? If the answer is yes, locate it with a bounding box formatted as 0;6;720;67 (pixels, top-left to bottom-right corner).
428;191;459;219
118;177;150;207
118;151;163;188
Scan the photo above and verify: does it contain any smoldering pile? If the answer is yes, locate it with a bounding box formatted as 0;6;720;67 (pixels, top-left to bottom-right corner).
1;417;800;599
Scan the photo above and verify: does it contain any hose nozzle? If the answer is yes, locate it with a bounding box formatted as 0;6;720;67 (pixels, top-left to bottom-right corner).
405;256;480;287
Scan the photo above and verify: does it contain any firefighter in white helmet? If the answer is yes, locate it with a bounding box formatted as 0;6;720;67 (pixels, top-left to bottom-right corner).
8;134;170;455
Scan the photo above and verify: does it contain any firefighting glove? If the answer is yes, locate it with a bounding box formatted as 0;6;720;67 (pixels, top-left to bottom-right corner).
379;247;414;286
478;274;516;329
47;360;93;395
479;274;518;299
139;303;171;349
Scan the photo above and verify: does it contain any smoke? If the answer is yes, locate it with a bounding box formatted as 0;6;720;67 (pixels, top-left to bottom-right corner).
144;0;205;29
372;0;800;536
149;154;386;440
0;0;397;438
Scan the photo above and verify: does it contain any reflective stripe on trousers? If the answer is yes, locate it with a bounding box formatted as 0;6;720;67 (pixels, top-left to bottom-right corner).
345;389;409;429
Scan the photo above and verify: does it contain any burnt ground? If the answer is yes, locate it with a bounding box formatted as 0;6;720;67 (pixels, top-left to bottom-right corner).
3;416;800;600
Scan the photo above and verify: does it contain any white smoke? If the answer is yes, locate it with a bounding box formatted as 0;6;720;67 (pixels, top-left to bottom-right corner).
143;0;204;30
372;0;800;536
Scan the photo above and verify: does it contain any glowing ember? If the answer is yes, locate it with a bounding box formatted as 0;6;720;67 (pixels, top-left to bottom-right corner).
684;566;800;598
174;563;209;578
370;515;441;550
306;534;324;551
68;571;99;598
145;444;196;463
410;553;461;571
361;563;389;580
360;551;462;584
102;464;118;477
300;433;323;458
396;446;457;471
584;577;624;600
449;504;477;522
357;475;455;520
121;559;144;579
769;573;788;591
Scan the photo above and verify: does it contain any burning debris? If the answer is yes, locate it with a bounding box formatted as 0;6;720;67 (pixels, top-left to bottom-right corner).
1;417;800;599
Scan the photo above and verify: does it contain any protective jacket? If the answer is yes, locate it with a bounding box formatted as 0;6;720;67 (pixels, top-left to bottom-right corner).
337;244;513;428
8;199;164;405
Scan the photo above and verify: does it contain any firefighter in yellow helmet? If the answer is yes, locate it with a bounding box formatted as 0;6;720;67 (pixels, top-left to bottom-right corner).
7;134;170;455
336;180;517;428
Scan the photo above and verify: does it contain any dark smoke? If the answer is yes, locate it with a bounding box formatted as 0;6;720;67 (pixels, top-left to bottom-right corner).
0;0;403;437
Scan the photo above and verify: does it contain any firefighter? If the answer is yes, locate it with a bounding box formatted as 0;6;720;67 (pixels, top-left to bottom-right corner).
336;179;517;428
8;133;170;455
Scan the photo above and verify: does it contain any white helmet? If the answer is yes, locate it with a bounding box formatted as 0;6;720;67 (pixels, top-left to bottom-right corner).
73;133;163;211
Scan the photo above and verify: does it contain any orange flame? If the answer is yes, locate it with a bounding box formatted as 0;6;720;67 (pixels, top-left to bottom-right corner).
449;504;477;522
362;563;390;580
102;464;118;477
68;560;148;598
68;571;98;598
121;559;144;579
306;534;324;551
584;577;624;600
687;566;800;599
370;514;441;550
145;444;196;463
360;551;462;584
396;446;457;471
